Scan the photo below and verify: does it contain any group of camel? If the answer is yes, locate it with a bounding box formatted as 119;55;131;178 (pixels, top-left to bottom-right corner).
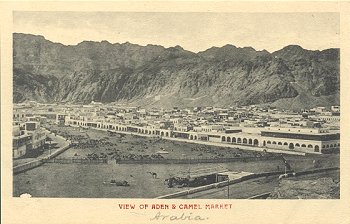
103;171;158;187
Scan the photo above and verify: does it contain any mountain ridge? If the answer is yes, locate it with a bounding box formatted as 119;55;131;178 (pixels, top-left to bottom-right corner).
13;33;340;110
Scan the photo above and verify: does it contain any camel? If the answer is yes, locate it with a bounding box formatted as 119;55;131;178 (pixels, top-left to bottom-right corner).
104;180;130;186
148;172;157;179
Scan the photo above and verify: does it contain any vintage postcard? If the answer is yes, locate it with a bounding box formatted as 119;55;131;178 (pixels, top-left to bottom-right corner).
1;1;350;224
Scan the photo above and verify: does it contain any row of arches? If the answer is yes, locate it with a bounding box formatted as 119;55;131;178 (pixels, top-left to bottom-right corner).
221;136;259;146
320;117;340;121
160;131;169;137
117;126;127;132
189;135;198;140
263;140;321;152
322;143;340;148
138;129;155;135
97;123;173;138
137;129;170;137
104;125;127;132
75;122;87;126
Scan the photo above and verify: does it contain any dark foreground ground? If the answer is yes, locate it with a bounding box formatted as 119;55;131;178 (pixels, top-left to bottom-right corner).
180;169;339;199
13;124;340;198
269;172;340;199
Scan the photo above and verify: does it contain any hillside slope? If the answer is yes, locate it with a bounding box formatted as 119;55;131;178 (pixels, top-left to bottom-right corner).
13;33;340;109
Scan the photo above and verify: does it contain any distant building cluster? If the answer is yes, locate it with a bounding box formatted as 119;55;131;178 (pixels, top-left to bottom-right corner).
13;102;340;155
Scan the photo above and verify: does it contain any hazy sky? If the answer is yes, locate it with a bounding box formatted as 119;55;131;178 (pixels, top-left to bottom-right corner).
13;12;339;52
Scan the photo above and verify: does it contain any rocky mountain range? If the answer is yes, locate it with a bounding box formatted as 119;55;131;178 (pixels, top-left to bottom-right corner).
13;33;340;110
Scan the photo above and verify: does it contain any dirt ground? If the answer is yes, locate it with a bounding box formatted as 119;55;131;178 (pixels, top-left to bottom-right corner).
13;155;339;198
13;124;340;198
47;124;263;160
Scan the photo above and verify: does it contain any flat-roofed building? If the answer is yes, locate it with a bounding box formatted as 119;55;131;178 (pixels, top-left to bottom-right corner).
24;121;46;153
331;106;340;112
13;134;31;158
57;114;68;126
259;127;339;153
201;125;224;133
12;123;31;159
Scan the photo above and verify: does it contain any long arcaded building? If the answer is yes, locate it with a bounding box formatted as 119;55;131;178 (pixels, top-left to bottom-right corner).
65;116;339;154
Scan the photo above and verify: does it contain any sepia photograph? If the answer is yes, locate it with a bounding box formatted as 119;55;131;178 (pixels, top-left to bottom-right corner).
2;1;350;224
11;11;340;199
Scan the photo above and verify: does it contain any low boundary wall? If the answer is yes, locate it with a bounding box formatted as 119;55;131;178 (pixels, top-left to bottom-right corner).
116;155;281;164
43;157;108;164
248;192;272;199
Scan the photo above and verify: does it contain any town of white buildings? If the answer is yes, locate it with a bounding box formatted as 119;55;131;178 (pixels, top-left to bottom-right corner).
13;101;340;159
